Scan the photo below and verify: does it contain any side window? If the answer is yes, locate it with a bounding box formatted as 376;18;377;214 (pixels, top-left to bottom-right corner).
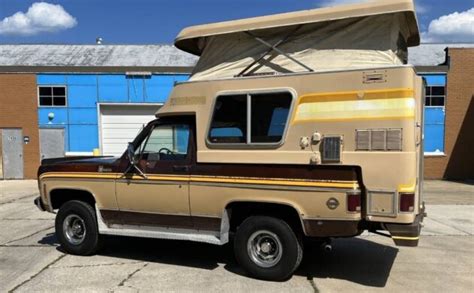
208;91;292;145
251;93;292;143
208;95;247;143
137;124;190;161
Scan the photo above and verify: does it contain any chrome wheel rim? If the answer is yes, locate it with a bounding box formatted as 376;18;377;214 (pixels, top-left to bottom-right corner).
247;230;283;268
63;214;86;245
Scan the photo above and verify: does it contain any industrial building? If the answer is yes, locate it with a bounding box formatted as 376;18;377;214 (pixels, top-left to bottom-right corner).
409;44;474;179
0;45;195;179
0;44;472;180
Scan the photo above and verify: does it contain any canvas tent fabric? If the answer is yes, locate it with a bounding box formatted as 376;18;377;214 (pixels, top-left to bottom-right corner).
189;13;410;80
174;0;420;81
175;0;419;54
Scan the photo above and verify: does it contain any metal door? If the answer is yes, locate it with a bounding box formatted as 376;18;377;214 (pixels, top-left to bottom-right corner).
1;129;24;179
39;128;65;160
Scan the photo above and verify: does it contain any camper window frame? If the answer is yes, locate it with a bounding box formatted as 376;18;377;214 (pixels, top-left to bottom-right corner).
206;88;296;149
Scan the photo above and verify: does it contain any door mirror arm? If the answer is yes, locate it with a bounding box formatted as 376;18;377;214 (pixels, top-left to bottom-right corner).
121;143;148;179
126;143;137;165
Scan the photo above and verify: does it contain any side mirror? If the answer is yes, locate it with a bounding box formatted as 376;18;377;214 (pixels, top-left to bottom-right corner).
121;142;147;179
126;143;136;165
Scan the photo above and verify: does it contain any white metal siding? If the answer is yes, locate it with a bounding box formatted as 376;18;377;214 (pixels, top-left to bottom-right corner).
100;105;160;156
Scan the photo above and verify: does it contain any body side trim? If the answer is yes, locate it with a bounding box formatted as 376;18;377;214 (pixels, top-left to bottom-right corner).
96;207;227;245
39;172;359;189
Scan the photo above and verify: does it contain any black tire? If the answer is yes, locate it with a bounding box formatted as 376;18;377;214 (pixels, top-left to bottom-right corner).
234;216;303;281
55;200;102;255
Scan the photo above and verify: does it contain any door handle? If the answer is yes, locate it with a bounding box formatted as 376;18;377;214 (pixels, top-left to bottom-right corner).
416;121;422;146
173;165;189;172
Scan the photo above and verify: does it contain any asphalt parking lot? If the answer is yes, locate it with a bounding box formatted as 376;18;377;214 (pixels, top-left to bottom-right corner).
1;180;473;292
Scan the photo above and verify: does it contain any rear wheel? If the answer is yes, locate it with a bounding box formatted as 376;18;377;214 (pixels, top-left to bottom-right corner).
234;216;303;281
55;200;102;255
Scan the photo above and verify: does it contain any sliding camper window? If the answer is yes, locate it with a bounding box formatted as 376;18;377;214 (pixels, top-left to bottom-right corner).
208;91;292;146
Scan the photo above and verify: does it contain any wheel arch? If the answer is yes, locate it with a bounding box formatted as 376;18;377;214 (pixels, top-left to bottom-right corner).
224;200;307;236
49;187;98;210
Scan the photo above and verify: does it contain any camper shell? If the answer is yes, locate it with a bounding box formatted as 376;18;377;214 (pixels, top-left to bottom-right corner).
160;0;424;228
35;0;425;281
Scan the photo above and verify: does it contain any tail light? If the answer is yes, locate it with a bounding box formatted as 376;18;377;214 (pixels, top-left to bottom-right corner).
399;193;415;212
347;191;361;212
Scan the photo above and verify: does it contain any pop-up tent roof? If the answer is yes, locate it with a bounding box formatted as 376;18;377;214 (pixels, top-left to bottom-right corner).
175;0;420;80
176;0;419;55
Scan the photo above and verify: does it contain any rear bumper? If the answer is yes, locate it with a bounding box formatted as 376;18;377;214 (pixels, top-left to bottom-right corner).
34;196;46;212
386;209;425;247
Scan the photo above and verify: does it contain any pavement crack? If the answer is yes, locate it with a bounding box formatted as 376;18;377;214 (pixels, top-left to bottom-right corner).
420;234;474;237
2;218;53;221
53;261;144;269
116;263;148;289
1;244;57;248
429;217;472;235
2;226;54;246
0;194;38;205
8;253;66;292
307;277;320;293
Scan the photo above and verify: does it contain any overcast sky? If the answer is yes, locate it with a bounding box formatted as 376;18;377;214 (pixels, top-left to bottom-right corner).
0;0;473;44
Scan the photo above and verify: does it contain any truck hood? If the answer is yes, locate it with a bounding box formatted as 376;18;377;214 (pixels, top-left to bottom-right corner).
38;156;120;177
41;156;117;166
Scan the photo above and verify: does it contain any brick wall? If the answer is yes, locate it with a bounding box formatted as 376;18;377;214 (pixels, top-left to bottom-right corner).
0;74;40;179
424;48;474;179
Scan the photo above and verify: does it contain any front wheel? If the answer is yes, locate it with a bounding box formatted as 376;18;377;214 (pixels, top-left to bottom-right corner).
55;200;102;255
234;216;303;281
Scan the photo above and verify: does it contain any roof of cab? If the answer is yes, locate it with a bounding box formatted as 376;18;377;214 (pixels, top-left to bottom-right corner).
175;0;420;55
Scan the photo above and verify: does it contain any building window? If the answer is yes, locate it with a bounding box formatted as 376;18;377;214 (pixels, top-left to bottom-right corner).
425;86;445;106
422;74;446;154
208;91;292;145
38;86;67;107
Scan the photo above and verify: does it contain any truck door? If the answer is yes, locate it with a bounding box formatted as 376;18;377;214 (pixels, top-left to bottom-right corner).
115;119;193;229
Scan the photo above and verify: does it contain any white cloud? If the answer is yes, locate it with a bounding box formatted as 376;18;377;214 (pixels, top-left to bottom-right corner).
0;2;77;36
421;8;474;43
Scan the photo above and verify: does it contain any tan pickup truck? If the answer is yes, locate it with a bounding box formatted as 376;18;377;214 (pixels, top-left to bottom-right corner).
35;0;425;281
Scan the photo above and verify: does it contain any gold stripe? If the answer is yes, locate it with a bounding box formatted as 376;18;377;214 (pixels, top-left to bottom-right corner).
293;97;415;123
40;172;358;189
298;88;414;104
189;177;357;188
190;174;354;184
293;115;415;124
131;175;189;182
392;236;419;240
292;88;416;124
398;181;416;193
40;173;118;179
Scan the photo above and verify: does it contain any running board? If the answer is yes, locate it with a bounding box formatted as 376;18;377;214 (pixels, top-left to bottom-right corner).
95;207;227;245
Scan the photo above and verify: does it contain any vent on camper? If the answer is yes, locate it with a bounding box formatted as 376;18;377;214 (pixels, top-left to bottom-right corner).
322;136;342;162
356;129;402;151
362;70;387;84
386;129;403;150
371;130;386;150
